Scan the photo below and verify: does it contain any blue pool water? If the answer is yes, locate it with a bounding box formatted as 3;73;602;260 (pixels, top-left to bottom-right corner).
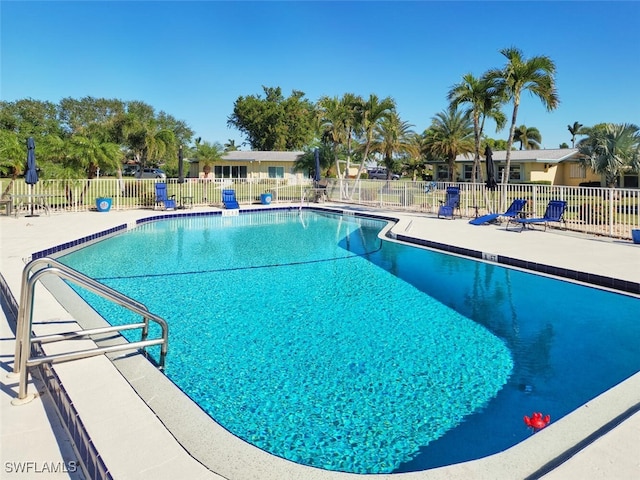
58;210;640;474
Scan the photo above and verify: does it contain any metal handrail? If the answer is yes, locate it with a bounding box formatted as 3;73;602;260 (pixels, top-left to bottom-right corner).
14;257;151;371
12;257;169;404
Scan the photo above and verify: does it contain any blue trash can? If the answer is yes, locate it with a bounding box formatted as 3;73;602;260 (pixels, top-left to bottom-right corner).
260;193;272;205
96;197;112;212
632;229;640;244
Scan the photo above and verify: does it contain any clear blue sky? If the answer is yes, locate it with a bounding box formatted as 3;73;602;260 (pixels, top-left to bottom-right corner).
2;1;638;150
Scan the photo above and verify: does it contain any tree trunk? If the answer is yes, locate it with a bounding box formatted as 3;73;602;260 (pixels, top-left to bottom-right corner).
472;111;481;183
504;98;521;185
1;177;16;198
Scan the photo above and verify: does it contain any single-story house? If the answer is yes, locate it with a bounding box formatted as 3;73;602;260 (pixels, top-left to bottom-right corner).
189;151;305;181
435;148;603;186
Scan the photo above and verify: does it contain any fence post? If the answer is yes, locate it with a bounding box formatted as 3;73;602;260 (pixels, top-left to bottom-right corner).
608;188;615;237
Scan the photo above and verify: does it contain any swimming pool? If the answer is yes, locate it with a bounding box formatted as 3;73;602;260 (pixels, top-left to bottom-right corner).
57;210;640;474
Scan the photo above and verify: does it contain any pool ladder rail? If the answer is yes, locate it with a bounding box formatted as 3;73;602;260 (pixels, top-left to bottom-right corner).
11;257;169;405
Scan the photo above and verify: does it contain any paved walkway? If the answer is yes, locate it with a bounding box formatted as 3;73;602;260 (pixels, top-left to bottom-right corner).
1;206;638;479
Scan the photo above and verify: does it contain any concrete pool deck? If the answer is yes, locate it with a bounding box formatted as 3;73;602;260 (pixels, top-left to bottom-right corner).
1;205;638;479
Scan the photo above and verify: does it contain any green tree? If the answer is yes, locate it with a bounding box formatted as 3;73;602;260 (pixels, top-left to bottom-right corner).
424;108;474;182
568;121;585;148
155;110;193;148
514;125;542;150
0;130;25;195
58;96;125;135
109;101;188;175
194;139;224;177
0;99;62;139
486;47;559;183
352;94;396;181
66;133;122;178
112;111;176;170
578;123;640;187
316;95;344;178
224;139;239;151
337;93;361;179
316;94;360;179
0;97;193;179
400;133;431;181
447;73;506;182
227;86;315;150
293;144;333;178
371;112;414;178
485;137;509;151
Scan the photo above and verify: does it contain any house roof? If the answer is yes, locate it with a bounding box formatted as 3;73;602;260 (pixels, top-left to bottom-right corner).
456;148;580;164
221;151;304;163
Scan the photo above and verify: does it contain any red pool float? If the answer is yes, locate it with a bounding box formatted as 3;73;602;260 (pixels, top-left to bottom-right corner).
524;412;551;431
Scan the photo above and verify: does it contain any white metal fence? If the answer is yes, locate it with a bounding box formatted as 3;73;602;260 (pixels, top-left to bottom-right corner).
2;177;638;240
329;179;640;240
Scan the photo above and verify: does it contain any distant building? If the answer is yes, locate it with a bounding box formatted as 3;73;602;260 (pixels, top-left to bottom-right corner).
430;148;605;186
190;151;305;181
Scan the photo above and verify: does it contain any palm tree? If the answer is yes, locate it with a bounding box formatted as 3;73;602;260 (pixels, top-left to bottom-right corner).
57;130;122;205
424;108;475;182
578;123;640;187
486;47;559;183
194;140;224;178
293;144;332;178
447;73;506;182
66;134;122;178
352;94;396;181
568;121;585;148
317;95;344;178
514;125;542;150
224;139;239;152
339;93;361;178
404;132;430;181
316;94;357;179
112;113;176;170
371;112;415;179
0;131;30;198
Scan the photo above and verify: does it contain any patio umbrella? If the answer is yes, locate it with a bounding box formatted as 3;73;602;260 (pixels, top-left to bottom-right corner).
25;137;39;217
313;148;321;184
484;145;497;190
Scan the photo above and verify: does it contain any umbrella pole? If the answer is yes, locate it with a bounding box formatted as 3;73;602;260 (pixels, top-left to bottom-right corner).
26;185;40;217
30;185;33;216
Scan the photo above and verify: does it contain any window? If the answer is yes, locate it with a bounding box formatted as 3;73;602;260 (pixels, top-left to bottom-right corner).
268;166;284;179
436;166;450;180
232;166;247;178
570;164;586;179
497;164;521;182
463;165;473;181
622;174;639;188
214;165;247;178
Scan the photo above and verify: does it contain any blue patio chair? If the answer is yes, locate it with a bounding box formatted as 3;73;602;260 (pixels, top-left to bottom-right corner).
154;182;176;210
469;198;528;225
437;187;460;219
507;200;567;231
222;189;240;209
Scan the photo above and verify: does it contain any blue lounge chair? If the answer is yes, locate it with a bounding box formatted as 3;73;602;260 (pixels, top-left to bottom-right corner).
222;189;240;209
469;199;528;225
438;187;460;219
508;200;567;231
154;183;176;210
